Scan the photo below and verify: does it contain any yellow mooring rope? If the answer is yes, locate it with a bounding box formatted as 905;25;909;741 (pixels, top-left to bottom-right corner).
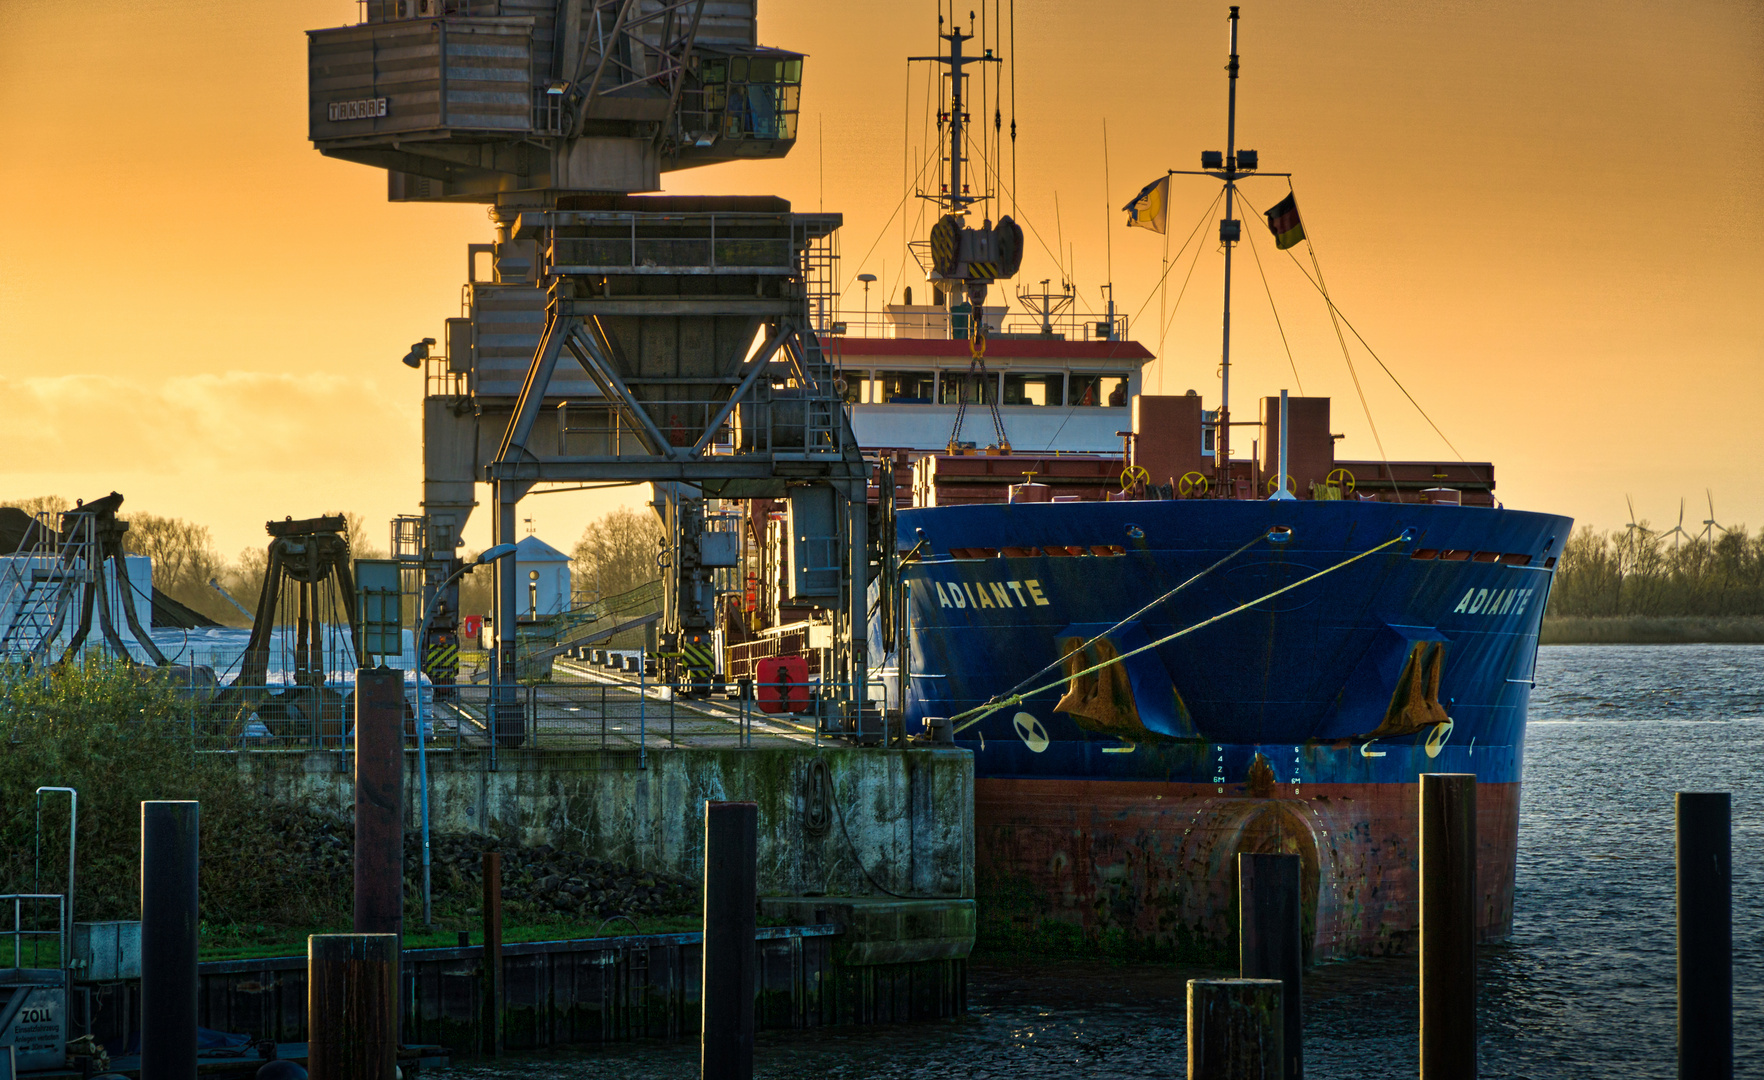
948;531;1412;734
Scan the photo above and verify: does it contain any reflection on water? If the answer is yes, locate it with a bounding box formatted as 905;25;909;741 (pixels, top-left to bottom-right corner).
433;646;1763;1078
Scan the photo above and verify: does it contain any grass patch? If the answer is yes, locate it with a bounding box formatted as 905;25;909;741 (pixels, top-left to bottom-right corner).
1540;615;1764;644
195;914;705;962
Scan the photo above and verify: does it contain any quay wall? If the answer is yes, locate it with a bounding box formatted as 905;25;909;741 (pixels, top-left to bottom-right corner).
235;746;975;899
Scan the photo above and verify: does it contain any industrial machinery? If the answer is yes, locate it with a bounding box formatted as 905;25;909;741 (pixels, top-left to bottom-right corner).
307;1;870;735
209;515;361;741
0;492;168;668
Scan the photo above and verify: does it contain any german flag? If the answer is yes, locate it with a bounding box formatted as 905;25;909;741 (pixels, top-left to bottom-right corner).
1264;193;1305;250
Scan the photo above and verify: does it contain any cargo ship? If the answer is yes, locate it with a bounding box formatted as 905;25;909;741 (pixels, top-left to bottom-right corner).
848;7;1571;960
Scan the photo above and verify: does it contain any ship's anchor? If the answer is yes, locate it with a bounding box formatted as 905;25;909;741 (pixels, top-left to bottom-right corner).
1355;640;1452;742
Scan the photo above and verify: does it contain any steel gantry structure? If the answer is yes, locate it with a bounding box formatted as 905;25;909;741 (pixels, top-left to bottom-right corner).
306;1;870;737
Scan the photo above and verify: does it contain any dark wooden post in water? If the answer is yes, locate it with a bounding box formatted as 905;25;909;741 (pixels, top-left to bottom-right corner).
1677;792;1732;1079
701;801;758;1080
1420;773;1477;1079
140;801;199;1080
354;667;405;940
1187;978;1284;1079
481;851;503;1056
1239;852;1303;1080
308;934;399;1080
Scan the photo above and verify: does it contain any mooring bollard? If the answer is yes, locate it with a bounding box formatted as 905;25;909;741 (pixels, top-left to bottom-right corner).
1187;978;1284;1079
482;851;504;1056
1420;773;1477;1079
140;800;199;1080
354;667;404;941
1239;852;1303;1080
1677;792;1732;1079
308;934;398;1080
702;801;758;1080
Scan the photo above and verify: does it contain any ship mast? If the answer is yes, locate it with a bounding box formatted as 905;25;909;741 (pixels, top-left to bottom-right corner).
935;18;982;217
1166;7;1290;491
910;8;1025;454
910;14;1000;224
1219;6;1240;484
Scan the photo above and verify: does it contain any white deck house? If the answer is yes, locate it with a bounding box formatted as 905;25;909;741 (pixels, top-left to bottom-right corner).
827;336;1154;456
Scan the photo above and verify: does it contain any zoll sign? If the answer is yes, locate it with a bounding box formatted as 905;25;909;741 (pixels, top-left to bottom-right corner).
328;98;389;121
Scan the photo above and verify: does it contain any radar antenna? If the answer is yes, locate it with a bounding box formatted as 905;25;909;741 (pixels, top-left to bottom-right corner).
1014;278;1076;338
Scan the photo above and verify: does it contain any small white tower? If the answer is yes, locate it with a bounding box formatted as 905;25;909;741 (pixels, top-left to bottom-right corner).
513;534;571;619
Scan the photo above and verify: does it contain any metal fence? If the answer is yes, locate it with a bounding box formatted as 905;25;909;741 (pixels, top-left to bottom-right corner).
1;893;64;969
128;675;894;757
3;654;903;758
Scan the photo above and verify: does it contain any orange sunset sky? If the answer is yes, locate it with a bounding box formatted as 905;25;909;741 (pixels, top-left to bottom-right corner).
2;0;1760;559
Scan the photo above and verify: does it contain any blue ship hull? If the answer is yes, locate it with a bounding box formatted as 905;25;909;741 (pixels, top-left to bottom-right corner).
883;498;1572;958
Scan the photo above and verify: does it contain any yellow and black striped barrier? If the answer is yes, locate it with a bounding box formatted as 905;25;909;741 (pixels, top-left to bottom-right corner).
424;640;459;679
679;638;715;674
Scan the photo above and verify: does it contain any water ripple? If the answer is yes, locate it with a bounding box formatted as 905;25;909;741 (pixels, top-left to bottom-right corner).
434;645;1763;1078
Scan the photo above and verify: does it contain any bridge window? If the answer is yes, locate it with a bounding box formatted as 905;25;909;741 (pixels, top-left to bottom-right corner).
1070;373;1128;407
1002;372;1064;406
941;370;999;404
874;371;934;404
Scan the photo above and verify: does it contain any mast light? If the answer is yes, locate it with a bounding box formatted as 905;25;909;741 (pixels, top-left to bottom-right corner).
1236;149;1258;170
1201;150;1224;169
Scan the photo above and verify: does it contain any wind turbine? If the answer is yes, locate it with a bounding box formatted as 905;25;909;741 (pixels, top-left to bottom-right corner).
1701;490;1729;544
1661;497;1692;552
1624;495;1652;542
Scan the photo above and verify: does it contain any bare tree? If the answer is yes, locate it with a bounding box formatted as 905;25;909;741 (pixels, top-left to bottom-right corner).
572;507;665;602
1;494;72;519
343;512;386;559
220;546;270;622
124;513;233;622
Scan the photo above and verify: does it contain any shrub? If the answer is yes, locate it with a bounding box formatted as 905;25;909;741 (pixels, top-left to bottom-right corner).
0;659;340;930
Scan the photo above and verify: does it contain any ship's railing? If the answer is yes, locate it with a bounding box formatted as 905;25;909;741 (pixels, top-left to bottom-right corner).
355;0;490;24
1000;309;1130;342
815;309;1130;342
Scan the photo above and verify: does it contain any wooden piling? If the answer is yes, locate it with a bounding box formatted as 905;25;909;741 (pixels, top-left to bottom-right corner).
702;801;758;1080
1420;773;1477;1079
482;851;503;1056
1677;792;1732;1079
353;667;404;940
308;934;399;1080
140;801;199;1080
1239;852;1303;1080
1187;978;1284;1080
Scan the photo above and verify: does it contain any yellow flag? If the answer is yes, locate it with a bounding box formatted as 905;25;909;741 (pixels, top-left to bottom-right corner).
1123;175;1169;234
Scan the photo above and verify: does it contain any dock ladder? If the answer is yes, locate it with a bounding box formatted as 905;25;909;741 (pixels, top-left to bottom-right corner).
0;511;96;664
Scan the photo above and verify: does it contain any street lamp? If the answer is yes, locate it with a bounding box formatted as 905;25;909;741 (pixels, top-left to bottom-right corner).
416;541;516;927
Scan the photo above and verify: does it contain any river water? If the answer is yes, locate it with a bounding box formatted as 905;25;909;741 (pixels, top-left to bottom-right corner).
434;644;1762;1078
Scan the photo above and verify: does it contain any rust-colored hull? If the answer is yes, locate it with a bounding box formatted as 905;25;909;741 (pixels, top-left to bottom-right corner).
975;777;1519;961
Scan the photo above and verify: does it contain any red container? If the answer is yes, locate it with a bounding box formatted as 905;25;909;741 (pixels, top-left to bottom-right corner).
756;655;811;714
